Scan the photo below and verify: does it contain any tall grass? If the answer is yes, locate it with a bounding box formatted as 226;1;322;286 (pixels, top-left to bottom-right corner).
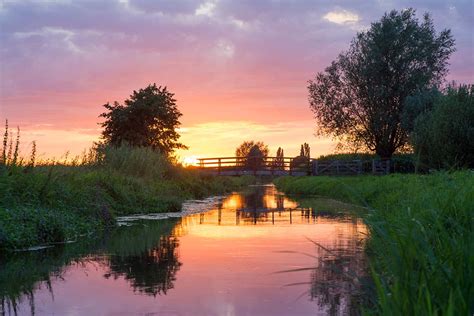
0;122;254;251
274;172;474;315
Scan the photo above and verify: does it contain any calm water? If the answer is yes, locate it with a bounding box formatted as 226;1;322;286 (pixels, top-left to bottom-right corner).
1;185;368;316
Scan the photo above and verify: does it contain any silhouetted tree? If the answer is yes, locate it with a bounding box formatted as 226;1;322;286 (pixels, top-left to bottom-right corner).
272;147;285;170
292;143;311;171
235;141;269;170
308;9;455;158
235;141;269;158
99;84;187;156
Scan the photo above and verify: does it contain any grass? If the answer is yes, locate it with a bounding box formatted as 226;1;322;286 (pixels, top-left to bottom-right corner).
0;144;254;252
274;172;474;315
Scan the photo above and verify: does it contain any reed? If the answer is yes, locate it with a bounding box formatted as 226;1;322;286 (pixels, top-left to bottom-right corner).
274;172;474;315
0;123;254;251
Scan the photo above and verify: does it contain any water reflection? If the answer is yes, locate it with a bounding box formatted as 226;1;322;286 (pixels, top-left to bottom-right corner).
1;185;368;316
105;235;181;296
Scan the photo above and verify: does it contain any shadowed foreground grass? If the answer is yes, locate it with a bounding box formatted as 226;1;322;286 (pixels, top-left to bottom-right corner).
0;146;254;252
274;172;473;315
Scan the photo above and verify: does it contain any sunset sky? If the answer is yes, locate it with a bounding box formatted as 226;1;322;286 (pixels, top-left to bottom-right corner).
1;0;473;162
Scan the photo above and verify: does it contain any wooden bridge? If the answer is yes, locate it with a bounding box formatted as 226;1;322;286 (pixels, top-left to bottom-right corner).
197;156;391;176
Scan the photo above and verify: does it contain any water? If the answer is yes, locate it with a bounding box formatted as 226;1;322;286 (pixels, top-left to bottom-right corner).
1;185;368;316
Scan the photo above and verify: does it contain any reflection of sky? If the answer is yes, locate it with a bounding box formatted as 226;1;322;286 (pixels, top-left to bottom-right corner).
12;186;367;315
1;1;472;159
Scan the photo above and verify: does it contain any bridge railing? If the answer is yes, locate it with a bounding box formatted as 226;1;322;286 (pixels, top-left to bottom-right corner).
197;156;311;175
197;157;392;176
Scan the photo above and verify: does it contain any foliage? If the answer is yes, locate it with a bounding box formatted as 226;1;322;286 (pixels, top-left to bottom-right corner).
272;147;285;170
411;84;474;169
99;84;187;156
235;140;269;170
308;9;455;158
0;128;254;251
300;143;310;158
274;172;474;315
235;140;269;158
401;87;441;133
291;143;311;170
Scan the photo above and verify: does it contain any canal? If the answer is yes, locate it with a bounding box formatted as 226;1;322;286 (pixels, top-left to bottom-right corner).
1;185;368;315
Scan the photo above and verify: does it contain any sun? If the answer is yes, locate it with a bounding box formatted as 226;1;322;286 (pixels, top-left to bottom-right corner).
182;156;200;166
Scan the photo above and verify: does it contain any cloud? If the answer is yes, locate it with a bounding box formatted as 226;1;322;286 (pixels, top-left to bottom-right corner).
1;0;473;158
214;39;235;59
323;9;360;25
14;26;83;53
195;1;216;17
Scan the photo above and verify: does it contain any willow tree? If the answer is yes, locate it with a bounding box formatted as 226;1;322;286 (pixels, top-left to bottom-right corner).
308;9;455;158
100;84;187;156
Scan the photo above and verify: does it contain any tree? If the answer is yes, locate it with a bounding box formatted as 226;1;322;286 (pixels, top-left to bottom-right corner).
292;143;311;170
235;141;269;170
411;84;474;169
235;141;269;158
308;9;455;159
272;147;285;170
99;84;187;156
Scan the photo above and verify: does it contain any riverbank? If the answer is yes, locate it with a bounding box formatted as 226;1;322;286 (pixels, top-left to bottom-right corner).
274;172;473;315
0;146;254;252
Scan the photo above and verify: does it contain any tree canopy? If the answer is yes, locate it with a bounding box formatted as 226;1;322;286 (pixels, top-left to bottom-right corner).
411;84;474;169
308;9;455;158
235;141;269;158
99;84;187;156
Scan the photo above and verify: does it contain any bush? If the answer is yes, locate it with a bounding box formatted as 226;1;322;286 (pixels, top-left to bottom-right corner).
411;85;474;169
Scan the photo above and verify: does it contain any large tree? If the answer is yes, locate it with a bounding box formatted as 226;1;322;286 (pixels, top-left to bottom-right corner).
235;141;269;170
235;141;269;158
100;84;187;156
308;9;455;158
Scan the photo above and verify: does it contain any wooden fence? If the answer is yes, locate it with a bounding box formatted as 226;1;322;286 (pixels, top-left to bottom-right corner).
197;157;391;176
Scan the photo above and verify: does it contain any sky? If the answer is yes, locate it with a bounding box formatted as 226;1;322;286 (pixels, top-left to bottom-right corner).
1;0;473;162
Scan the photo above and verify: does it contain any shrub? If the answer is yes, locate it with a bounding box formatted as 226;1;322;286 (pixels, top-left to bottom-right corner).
411;85;474;169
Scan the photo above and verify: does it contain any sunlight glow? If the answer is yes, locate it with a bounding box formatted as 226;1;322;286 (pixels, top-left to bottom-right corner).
182;156;200;166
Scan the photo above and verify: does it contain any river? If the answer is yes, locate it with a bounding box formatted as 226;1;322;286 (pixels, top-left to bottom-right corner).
1;185;368;316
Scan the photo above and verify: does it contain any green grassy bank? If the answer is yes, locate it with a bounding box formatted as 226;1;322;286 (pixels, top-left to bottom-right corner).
0;146;254;252
274;172;474;315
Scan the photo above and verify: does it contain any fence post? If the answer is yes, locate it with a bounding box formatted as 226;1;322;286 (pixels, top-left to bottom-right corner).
372;160;376;174
218;158;221;175
289;158;292;176
386;160;390;174
357;160;362;175
336;160;340;175
312;160;318;176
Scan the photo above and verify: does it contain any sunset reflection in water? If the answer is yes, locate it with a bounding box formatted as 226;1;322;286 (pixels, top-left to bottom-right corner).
5;185;367;316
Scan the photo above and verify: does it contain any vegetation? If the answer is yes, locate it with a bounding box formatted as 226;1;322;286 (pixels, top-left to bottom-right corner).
235;140;269;158
0;139;253;252
235;140;269;170
410;84;474;169
99;84;187;156
291;143;311;169
272;147;285;170
274;172;474;315
308;9;455;158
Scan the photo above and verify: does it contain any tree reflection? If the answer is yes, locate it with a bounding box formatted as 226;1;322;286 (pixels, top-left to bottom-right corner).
106;234;181;296
306;223;369;315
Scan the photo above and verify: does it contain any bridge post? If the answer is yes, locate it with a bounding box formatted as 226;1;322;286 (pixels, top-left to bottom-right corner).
289;158;292;176
312;160;318;176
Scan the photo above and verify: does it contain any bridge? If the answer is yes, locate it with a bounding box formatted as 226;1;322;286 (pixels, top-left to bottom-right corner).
196;156;391;176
